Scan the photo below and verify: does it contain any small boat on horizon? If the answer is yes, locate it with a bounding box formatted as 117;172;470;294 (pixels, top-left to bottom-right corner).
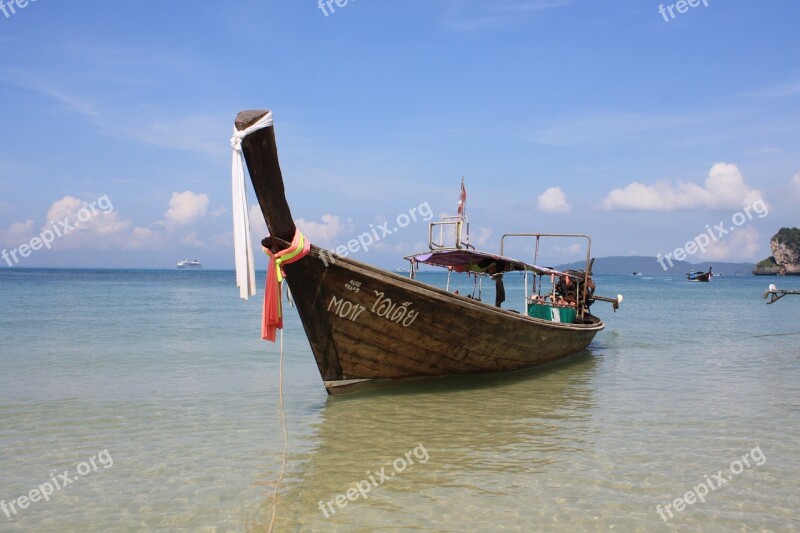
231;110;623;395
176;259;202;269
687;267;712;282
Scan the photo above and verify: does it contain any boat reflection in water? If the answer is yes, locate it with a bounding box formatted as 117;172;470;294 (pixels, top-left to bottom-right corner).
249;353;599;530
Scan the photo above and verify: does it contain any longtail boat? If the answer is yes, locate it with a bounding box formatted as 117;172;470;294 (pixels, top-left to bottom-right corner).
763;284;800;304
687;267;712;282
231;110;622;394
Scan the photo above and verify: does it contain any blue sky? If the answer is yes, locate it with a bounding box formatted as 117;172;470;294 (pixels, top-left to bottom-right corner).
1;0;799;269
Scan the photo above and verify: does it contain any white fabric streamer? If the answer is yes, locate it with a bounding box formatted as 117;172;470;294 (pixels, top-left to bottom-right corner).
231;111;274;300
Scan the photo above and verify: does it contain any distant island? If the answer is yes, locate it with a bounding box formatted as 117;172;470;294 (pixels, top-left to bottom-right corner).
753;227;800;276
555;256;754;276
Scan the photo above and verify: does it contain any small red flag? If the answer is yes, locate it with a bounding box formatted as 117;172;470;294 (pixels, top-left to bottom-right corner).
457;179;466;216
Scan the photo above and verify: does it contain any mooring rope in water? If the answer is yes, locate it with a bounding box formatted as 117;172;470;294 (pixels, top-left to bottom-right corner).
260;232;307;531
267;328;288;533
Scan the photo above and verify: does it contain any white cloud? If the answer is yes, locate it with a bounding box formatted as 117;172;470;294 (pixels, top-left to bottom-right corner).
47;195;129;231
296;214;352;247
705;163;764;208
536;187;571;214
44;196;93;222
246;207;352;249
601;163;764;211
696;226;762;261
1;191;216;255
40;196;132;250
0;219;35;247
789;173;800;200
132;190;211;249
601;181;707;211
164;191;209;225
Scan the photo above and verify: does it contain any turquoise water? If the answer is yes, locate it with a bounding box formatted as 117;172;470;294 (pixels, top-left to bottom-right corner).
1;269;798;532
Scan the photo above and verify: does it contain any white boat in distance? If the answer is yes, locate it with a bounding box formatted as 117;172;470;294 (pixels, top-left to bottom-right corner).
176;259;202;269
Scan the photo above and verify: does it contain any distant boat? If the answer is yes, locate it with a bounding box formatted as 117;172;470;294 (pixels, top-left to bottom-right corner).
632;272;642;276
687;267;712;282
176;259;202;269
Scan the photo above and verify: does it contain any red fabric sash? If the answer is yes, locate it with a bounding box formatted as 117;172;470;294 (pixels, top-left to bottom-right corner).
261;230;311;342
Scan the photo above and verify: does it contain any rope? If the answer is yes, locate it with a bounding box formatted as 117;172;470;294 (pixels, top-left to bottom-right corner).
259;228;307;529
267;328;288;533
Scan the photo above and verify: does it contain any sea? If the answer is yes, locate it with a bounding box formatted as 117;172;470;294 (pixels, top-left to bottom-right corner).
0;268;798;532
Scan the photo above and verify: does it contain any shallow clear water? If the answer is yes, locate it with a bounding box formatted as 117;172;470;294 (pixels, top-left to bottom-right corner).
0;269;798;532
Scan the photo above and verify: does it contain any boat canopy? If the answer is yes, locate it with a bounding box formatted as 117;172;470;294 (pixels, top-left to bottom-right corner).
405;249;562;276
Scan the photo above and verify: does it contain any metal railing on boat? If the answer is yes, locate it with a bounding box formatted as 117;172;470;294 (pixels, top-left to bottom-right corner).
500;233;593;320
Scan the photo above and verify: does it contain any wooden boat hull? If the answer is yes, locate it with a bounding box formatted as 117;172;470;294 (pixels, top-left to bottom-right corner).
284;246;603;393
687;272;712;282
235;109;604;394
